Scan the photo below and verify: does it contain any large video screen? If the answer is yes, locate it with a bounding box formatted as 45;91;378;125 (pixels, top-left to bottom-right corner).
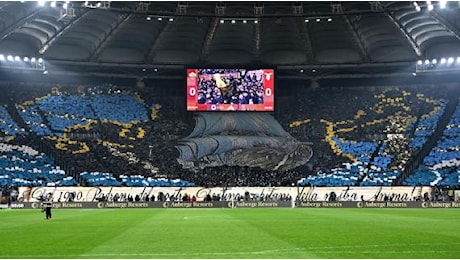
187;68;274;111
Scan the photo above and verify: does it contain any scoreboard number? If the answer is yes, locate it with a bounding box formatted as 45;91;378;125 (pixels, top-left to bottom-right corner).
265;87;272;96
189;87;196;97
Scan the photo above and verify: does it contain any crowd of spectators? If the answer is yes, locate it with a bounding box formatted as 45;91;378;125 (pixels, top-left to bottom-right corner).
0;106;25;141
0;83;458;189
404;99;460;186
278;86;452;187
0;143;76;187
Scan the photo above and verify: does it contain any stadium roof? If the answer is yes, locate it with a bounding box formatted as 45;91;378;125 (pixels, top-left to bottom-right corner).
0;1;460;80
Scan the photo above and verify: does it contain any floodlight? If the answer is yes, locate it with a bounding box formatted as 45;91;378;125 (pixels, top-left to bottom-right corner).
316;18;321;22
220;19;224;23
38;58;43;63
7;55;13;61
43;70;48;75
14;56;20;62
457;57;460;63
169;18;174;22
50;1;56;7
254;20;258;24
427;1;434;10
38;0;46;7
417;60;423;65
0;54;4;61
305;19;309;23
424;59;430;64
440;58;447;64
447;57;454;64
327;18;332;22
23;57;29;62
440;0;447;9
157;17;162;21
243;20;247;24
431;59;437;64
31;57;36;63
146;16;151;21
231;20;236;24
63;3;68;9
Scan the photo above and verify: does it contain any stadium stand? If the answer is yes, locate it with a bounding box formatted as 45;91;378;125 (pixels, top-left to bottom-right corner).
0;143;75;187
0;106;25;141
1;83;457;188
0;1;460;191
120;175;194;187
1;1;460;216
404;99;460;186
284;87;451;187
79;172;122;187
297;162;362;187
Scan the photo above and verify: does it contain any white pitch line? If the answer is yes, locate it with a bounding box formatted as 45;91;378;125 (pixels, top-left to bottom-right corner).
7;243;460;258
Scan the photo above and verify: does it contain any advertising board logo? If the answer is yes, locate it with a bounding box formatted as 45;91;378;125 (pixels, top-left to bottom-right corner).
357;202;363;208
162;202;169;208
10;203;25;208
97;202;104;209
421;202;428;208
31;202;39;209
188;71;197;78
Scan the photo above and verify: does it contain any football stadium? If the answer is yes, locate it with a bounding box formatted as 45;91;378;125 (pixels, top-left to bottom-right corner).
1;1;460;259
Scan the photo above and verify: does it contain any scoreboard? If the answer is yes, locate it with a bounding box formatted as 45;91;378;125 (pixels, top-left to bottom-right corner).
187;68;274;112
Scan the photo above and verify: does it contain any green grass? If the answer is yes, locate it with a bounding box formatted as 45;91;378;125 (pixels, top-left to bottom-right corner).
1;208;460;258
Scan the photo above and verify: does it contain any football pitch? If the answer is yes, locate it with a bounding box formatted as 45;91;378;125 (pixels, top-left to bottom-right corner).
1;208;460;259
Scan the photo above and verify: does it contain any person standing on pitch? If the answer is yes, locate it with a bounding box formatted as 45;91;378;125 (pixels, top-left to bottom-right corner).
42;194;53;220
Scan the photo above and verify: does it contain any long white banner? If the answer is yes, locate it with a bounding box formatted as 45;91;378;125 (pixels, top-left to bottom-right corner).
17;186;432;203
